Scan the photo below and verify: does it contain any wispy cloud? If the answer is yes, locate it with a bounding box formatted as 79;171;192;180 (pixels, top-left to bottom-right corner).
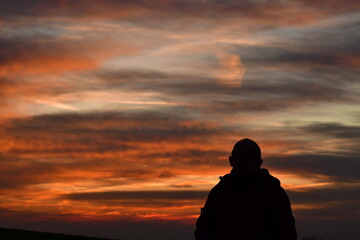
1;1;359;239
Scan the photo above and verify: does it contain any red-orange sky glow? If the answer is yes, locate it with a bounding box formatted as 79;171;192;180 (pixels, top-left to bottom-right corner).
0;1;359;240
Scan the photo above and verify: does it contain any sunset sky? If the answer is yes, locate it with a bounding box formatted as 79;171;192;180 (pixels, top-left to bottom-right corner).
0;1;359;239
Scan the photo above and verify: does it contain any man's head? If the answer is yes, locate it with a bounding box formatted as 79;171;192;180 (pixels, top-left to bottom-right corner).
229;138;263;176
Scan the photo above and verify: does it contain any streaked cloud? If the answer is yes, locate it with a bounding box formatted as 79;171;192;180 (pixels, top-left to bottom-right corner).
1;1;359;240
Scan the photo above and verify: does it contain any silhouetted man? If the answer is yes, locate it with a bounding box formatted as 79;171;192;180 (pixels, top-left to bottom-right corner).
195;138;297;240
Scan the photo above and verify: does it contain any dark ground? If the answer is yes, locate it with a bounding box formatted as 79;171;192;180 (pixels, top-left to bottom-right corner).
0;227;117;240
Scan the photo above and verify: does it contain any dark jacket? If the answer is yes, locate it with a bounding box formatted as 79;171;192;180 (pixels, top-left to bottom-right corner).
194;168;297;240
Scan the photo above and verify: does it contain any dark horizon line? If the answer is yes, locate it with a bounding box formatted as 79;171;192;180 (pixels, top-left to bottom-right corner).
0;227;119;240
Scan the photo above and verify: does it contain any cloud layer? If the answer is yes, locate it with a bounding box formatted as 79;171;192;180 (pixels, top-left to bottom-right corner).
1;1;359;240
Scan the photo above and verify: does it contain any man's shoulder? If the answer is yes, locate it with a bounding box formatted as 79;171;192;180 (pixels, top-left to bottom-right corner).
208;169;284;195
206;174;233;198
259;168;281;187
209;175;227;191
259;169;291;203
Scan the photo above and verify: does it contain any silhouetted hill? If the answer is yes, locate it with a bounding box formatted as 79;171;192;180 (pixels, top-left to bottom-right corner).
0;227;117;240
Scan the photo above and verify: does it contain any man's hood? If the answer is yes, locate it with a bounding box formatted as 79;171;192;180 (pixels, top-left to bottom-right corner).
218;168;281;187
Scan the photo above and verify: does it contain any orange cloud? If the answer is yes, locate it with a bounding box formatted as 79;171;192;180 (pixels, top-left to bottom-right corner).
213;51;245;86
0;34;143;118
0;38;139;75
